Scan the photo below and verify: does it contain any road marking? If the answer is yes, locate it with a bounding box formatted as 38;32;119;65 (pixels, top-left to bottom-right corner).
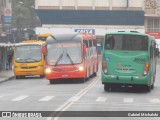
123;98;134;103
11;95;28;101
69;96;81;102
47;77;99;120
96;97;107;102
150;99;160;103
39;96;55;101
55;77;99;111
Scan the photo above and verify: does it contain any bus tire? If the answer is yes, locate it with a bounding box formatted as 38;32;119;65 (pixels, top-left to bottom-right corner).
40;75;44;78
151;83;154;89
15;76;19;79
145;85;151;92
21;76;25;79
79;78;85;83
104;84;110;91
93;72;97;77
50;80;56;84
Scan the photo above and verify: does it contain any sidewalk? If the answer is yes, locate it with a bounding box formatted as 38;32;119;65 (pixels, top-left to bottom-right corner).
0;70;14;83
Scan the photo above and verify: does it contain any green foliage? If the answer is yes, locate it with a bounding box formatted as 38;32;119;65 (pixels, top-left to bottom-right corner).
12;0;35;29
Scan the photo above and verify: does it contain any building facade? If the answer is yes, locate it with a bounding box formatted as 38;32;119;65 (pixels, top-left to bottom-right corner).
0;0;13;70
35;0;160;40
0;0;12;43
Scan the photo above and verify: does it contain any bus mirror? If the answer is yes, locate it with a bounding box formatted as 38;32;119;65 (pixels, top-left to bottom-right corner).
83;45;87;52
42;45;46;55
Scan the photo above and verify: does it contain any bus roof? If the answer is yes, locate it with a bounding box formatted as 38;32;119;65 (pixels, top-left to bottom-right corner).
106;31;148;36
16;40;45;46
46;33;96;44
105;31;154;40
38;33;52;37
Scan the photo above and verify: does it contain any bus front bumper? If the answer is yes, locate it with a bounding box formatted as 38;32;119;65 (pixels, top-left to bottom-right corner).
14;67;44;76
45;71;85;80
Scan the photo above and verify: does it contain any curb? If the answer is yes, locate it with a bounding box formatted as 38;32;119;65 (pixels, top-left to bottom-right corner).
0;76;14;84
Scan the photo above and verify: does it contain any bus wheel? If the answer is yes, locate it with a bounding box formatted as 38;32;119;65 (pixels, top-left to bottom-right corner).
104;84;110;91
21;76;25;79
40;75;44;78
151;83;154;89
50;80;56;84
79;78;85;83
145;85;151;92
93;72;97;77
15;76;19;79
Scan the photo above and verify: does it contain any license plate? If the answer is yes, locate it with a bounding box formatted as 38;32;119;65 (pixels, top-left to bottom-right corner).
26;73;32;75
62;74;68;77
122;70;129;72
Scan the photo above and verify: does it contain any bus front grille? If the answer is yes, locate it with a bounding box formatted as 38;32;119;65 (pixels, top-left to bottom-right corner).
20;66;38;69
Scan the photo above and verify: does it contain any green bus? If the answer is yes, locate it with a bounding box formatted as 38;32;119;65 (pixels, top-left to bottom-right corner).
101;31;159;92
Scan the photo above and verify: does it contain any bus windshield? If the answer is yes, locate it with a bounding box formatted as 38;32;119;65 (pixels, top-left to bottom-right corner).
15;45;42;62
105;34;148;51
47;42;82;65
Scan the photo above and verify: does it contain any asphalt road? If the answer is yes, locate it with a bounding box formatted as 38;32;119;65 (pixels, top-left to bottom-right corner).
0;59;160;120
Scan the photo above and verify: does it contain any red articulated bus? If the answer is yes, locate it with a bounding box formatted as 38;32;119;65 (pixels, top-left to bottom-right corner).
43;33;98;84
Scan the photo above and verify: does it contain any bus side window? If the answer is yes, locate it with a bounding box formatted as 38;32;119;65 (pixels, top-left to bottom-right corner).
89;40;93;56
84;40;89;58
84;40;89;48
142;36;148;51
93;39;97;47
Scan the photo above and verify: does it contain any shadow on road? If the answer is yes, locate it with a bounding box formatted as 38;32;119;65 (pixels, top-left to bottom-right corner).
105;85;153;93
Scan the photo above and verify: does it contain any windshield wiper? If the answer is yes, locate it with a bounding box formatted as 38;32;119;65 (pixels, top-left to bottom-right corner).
54;53;64;66
66;53;74;65
17;58;39;62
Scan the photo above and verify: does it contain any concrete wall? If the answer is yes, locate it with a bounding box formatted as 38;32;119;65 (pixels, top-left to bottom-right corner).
35;0;143;10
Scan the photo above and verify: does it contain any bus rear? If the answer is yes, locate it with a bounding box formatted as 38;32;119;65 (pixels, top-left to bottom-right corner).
13;41;45;79
101;32;157;92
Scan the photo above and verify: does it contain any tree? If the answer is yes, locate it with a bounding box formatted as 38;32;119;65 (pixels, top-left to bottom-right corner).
12;0;37;41
12;0;34;29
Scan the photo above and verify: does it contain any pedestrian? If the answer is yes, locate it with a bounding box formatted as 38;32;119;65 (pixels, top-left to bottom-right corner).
7;51;13;70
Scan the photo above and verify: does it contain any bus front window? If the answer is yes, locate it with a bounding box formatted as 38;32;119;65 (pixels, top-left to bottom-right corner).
15;45;42;62
38;37;47;41
47;42;82;65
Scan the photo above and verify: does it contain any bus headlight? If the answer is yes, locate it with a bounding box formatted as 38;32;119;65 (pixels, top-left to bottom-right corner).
45;68;52;74
78;66;84;71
